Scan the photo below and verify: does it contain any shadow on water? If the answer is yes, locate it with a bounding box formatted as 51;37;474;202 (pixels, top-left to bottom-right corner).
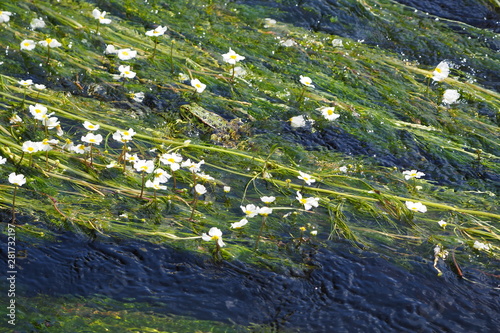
1;227;499;332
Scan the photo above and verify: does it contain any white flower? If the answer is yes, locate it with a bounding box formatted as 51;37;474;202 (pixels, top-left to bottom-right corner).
317;106;340;121
160;152;183;171
154;168;171;183
30;17;45;29
113;128;136;143
34;84;46;90
196;172;215;182
178;72;190;81
442;89;460;105
117;48;137;60
118;65;136;78
240;204;259;218
131;92;145;102
8;173;26;186
222;48;245;64
20;39;36;51
71;144;88;154
339;166;348;173
260;196;276;204
290;115;307;128
83;121;100;131
134;159;155;173
0;156;6;164
145;179;167;190
310;230;318;236
434;245;448;259
145;25;167;37
299;75;314;88
263;18;277;27
402;170;425;180
438;220;447;228
39;138;58;151
125;153;139;163
258;206;273;216
332;38;343;47
22;141;40;154
19;79;33;87
29;104;48;120
191;79;206;93
223;186;231;193
231;218;248;229
195;184;207;195
0;11;12;23
296;191;320;211
181;159;204;173
232;66;247;77
298;171;316;185
472;240;490;251
9;114;22;124
106;161;118;168
432;61;449;82
92;8;111;24
81;133;103;145
104;44;117;54
42;116;60;129
202;227;225;247
39;38;61;48
279;39;296;47
405;201;427;213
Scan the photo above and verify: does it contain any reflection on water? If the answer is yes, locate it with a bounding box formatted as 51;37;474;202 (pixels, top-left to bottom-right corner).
3;230;498;332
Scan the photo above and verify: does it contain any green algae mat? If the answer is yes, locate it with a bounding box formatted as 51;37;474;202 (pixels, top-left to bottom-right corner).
0;0;499;331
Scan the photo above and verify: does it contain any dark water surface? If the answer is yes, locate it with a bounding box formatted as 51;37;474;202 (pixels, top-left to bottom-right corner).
2;229;499;332
1;0;499;331
239;0;500;91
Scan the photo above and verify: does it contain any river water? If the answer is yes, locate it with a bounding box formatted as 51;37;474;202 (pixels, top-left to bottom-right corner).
2;227;499;332
2;0;499;331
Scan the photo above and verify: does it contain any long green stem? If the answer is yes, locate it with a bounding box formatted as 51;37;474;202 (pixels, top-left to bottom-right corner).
170;40;174;74
88;143;94;167
254;215;267;251
151;38;158;60
189;193;198;220
12;186;18;224
140;172;146;198
46;46;51;65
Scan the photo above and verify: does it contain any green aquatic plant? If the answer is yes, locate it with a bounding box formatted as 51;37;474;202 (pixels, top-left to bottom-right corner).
8;172;26;223
0;0;497;283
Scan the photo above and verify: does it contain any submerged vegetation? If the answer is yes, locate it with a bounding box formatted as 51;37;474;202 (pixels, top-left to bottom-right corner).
0;0;499;329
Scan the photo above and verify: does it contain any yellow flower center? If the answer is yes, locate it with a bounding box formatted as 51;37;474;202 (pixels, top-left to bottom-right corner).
435;68;442;73
27;147;35;152
230;55;237;59
245;210;252;215
140;166;148;171
212;235;219;241
46;38;52;44
327;110;333;115
123;51;129;56
123;131;129;135
299;198;307;204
